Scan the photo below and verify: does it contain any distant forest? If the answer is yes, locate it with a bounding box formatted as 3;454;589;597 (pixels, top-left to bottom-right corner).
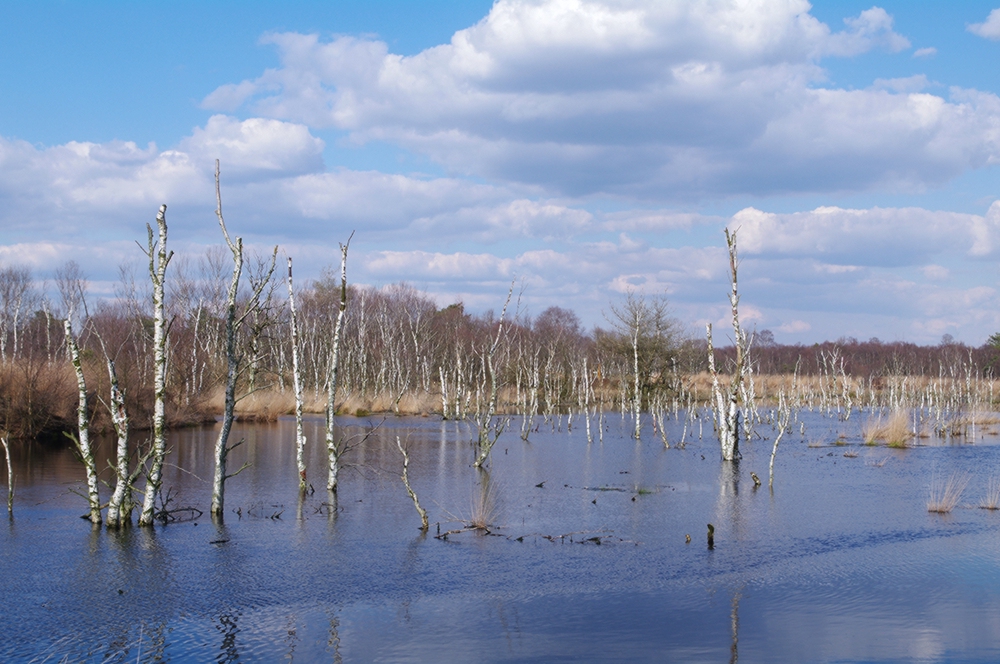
0;257;998;441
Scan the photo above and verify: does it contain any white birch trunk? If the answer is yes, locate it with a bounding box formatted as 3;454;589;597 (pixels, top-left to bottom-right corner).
139;205;172;526
397;436;428;531
212;164;243;519
632;322;641;439
287;257;308;491
105;357;132;528
769;391;791;488
326;236;352;492
1;434;12;516
65;318;102;524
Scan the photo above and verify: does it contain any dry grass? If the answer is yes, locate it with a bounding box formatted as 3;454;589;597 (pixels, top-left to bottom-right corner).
440;480;502;533
981;476;1000;510
862;410;913;448
204;387;444;419
928;472;970;513
0;359;76;438
468;480;502;531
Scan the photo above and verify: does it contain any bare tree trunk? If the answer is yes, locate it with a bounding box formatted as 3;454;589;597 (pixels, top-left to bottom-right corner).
212;162;243;519
65;318;101;524
769;391;791;489
709;228;748;462
632;322;641;439
397;436;428;531
1;434;12;516
326;235;353;492
287;257;308;491
474;282;515;469
139;205;172;526
105;357;133;528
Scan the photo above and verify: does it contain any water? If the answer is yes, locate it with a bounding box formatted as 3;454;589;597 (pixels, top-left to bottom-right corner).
3;410;1000;662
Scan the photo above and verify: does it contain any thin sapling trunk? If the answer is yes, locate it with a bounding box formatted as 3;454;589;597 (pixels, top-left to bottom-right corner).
65;317;102;524
1;434;12;516
139;205;173;526
326;234;353;492
211;162;276;517
397;436;428;531
287;257;308;491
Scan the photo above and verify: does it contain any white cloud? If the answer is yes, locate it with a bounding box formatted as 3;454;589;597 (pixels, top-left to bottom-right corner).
913;47;937;58
777;320;811;334
968;9;1000;40
179;115;325;181
732;204;1000;266
196;0;996;200
921;265;949;280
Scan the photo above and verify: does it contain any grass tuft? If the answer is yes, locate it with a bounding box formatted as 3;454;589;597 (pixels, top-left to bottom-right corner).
981;476;1000;510
862;410;913;448
468;480;502;531
928;472;970;513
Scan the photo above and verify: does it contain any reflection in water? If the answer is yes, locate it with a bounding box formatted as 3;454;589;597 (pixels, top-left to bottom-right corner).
284;613;298;661
327;611;343;664
215;610;242;663
730;586;743;664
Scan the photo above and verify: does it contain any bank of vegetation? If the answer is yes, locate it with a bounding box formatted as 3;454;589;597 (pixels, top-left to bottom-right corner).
0;259;998;443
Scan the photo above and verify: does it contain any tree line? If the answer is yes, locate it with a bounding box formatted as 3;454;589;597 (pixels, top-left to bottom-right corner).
1;258;998;444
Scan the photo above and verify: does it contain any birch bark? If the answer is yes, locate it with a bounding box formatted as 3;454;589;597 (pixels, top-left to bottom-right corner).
105;357;133;528
326;235;352;492
287;257;308;491
139;205;172;526
65;318;102;524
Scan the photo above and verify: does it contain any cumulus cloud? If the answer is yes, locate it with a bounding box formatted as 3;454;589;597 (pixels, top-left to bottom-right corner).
732;204;1000;266
969;9;1000;40
0;116;545;248
198;0;998;199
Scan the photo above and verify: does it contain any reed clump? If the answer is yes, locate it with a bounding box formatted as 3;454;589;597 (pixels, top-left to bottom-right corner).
928;472;970;513
862;410;912;448
980;476;1000;510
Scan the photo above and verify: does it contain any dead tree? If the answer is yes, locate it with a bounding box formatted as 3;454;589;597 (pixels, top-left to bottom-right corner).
65;315;102;524
1;434;12;516
326;234;353;493
708;228;751;462
473;282;515;469
211;161;277;518
397;436;428;531
769;390;791;488
139;205;173;526
104;355;140;528
287;256;308;491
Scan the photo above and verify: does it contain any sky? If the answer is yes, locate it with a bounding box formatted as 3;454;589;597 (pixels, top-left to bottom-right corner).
4;0;1000;345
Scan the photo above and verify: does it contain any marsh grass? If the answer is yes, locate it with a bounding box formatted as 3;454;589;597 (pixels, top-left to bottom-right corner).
440;480;503;533
928;472;970;513
981;476;1000;510
862;410;913;448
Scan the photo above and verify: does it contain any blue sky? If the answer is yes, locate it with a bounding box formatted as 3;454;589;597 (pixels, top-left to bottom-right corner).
4;0;1000;344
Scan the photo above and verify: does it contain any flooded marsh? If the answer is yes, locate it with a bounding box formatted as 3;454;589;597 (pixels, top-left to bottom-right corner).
4;410;1000;662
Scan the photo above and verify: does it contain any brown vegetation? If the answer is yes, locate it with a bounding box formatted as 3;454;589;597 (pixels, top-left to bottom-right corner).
3;249;1000;446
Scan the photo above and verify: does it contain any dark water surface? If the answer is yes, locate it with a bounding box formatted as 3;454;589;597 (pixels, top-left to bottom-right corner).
4;410;1000;662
